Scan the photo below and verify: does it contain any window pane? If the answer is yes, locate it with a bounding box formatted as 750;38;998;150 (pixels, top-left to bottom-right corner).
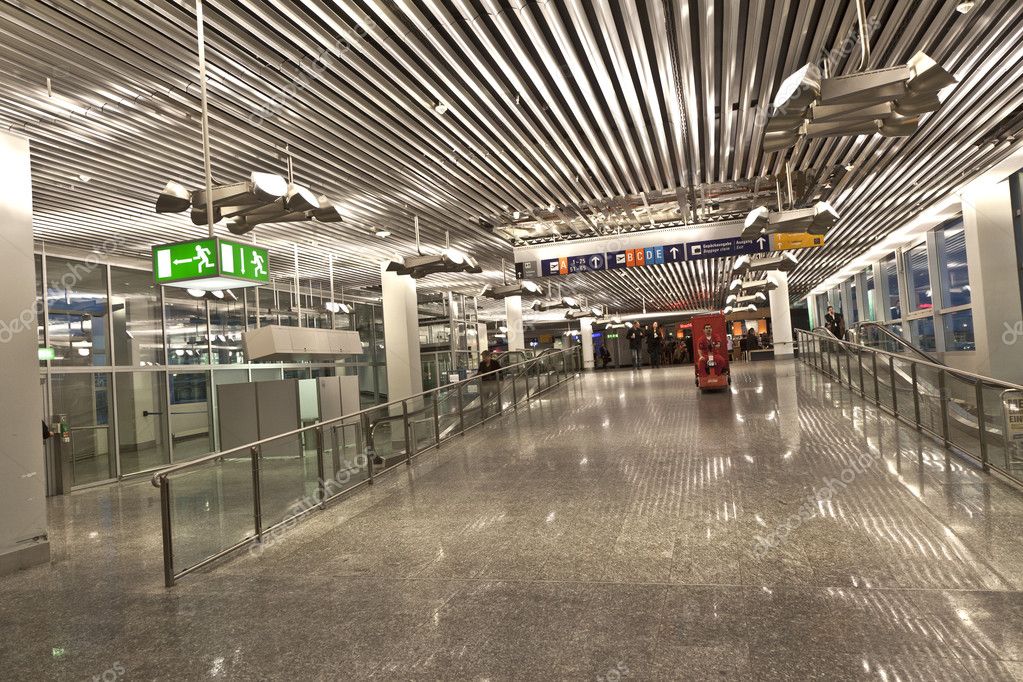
942;309;975;351
111;267;164;365
904;243;932;312
936;221;971;308
116;371;170;474
46;257;109;366
865;267;876;320
883;254;900;320
848;281;859;323
165;287;209;365
209;292;245;364
908;317;936;352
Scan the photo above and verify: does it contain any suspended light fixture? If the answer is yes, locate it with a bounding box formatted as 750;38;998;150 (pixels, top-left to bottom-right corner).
385;221;482;279
741;201;839;241
765;11;956;154
565;306;602;320
725;292;767;306
531;296;581;312
732;252;798;277
482;279;542;300
732;277;779;294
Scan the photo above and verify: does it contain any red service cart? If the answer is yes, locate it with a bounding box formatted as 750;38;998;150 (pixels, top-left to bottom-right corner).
692;312;731;392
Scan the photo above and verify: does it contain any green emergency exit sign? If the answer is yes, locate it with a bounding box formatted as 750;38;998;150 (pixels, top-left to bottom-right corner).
152;238;269;290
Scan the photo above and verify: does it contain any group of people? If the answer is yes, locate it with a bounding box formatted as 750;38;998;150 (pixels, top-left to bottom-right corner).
625;320;668;369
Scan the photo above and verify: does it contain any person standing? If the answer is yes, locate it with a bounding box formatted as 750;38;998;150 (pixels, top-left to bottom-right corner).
626;321;643;369
647;321;664;368
824;305;845;339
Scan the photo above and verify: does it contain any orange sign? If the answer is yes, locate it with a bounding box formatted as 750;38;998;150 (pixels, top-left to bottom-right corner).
770;233;825;251
633;248;646;266
558;257;568;275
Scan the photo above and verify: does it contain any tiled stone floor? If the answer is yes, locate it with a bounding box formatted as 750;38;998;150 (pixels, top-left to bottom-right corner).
5;359;1023;680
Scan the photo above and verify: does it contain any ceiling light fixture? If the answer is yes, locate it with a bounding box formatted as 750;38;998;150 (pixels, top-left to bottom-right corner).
482;280;543;300
732;252;799;277
155;172;343;236
741;201;839;240
765;50;956;152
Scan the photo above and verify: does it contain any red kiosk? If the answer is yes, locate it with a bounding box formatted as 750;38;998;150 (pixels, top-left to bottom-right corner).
692;312;730;392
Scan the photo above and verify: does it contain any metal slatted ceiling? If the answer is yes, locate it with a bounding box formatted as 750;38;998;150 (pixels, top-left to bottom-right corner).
2;0;1022;311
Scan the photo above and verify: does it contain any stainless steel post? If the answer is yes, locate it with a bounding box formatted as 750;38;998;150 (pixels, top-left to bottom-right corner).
457;382;465;435
857;348;865;396
910;363;921;429
889;356;898;414
939;370;951;447
845;348;852;386
361;413;374;485
872;352;880;405
432;391;441;444
315;426;326;508
511;364;519;406
402;400;412;464
976;378;988;470
160;476;175;587
250;445;263;541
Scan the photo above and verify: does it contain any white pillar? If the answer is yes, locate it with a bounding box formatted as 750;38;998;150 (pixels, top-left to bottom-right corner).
0;131;49;575
962;178;1023;383
769;272;794;359
380;264;423;403
476;322;489;353
580;318;595;370
505;295;524;351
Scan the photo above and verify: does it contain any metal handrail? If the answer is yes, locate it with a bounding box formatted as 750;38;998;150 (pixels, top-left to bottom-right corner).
797;328;1023;487
804;328;1014;389
150;347;575;485
849;320;942;365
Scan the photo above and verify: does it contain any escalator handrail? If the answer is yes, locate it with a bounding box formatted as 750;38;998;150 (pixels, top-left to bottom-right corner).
850;321;942;365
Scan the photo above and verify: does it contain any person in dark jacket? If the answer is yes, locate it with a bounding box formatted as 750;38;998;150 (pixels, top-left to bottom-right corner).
478;350;502;415
598;344;612;369
824;306;845;339
626;321;643;369
647;321;664;368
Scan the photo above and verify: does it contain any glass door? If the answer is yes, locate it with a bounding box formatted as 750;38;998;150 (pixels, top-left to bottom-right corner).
50;372;116;487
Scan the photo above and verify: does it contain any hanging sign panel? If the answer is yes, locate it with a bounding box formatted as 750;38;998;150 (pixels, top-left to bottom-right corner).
153;237;270;290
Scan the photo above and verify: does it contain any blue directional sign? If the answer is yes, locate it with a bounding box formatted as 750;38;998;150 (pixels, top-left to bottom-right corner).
541;258;561;276
664;243;685;263
606;251;628;270
687;237;770;261
642;246;664;265
566;255;589;273
586;253;606;271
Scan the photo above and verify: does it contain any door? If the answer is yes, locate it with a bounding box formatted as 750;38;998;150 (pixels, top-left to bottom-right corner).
49;372;116;487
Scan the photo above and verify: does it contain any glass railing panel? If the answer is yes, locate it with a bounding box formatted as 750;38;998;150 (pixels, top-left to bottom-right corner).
435;386;460;439
461;378;483;430
945;372;982;460
982;383;1008;472
479;376;502;420
168;455;256;572
365;404;401;465
412;399;438;453
891;357;916;421
328;416;370;493
915;364;943;436
257;430;317;530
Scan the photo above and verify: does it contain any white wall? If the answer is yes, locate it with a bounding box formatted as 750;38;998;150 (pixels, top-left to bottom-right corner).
380;264;423;404
0;131;49;574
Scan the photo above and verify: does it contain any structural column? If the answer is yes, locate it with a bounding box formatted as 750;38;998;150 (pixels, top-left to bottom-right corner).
505;295;524;351
962;177;1023;383
0;131;49;575
380;264;423;404
580;318;594;370
769;272;794;359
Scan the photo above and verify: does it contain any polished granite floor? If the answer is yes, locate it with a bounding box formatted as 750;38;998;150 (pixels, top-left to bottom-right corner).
5;359;1023;680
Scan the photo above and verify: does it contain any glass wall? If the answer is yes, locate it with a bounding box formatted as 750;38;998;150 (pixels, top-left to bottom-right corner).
936;221;971;307
37;253;388;489
864;266;876;321
882;254;901;321
903;242;932;314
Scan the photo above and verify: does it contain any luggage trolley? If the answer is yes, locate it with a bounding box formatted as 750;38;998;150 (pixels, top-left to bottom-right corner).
692;313;731;392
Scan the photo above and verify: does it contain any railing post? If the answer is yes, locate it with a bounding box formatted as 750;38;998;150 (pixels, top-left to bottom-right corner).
976;378;989;470
871;352;880;405
315;426;327;508
361;413;374;485
939;369;951;448
857;347;865;397
432;391;441;444
845;347;852;386
889;356;898;414
457;381;465;435
250;445;263;541
402;400;412;464
910;363;921;429
511;364;519;406
159;476;175;587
